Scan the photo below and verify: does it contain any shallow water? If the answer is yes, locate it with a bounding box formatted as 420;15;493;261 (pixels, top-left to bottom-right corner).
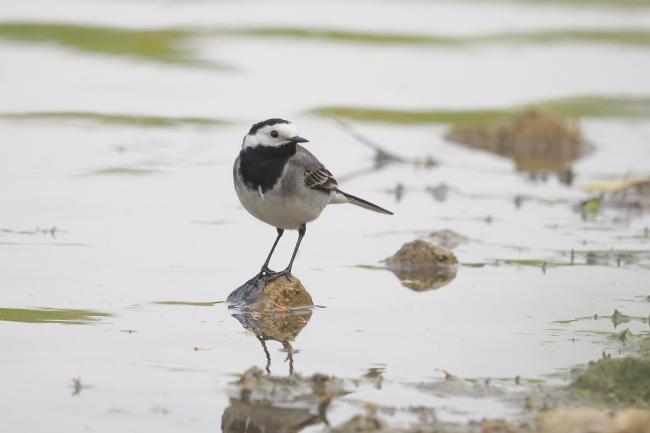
1;0;650;432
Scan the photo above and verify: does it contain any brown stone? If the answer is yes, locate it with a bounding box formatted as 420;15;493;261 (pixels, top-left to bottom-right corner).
447;110;588;173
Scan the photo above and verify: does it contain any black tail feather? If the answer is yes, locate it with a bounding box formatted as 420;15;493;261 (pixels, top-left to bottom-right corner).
336;189;393;215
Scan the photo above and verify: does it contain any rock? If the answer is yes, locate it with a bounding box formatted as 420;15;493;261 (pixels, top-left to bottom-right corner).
446;110;589;173
384;240;458;291
227;273;313;312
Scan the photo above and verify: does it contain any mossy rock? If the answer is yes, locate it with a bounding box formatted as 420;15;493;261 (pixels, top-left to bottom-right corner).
384;240;458;291
447;109;588;172
571;357;650;403
227;274;313;312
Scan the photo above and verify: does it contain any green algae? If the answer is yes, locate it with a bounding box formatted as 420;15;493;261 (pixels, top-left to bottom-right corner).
311;97;650;125
571;357;650;403
0;112;226;128
153;300;224;307
0;307;110;324
0;22;208;66
228;27;650;47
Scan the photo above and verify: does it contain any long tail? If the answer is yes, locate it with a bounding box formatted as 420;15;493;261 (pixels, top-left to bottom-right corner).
334;189;393;215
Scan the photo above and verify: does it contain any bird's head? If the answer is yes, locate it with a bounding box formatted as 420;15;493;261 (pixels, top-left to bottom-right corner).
242;118;309;149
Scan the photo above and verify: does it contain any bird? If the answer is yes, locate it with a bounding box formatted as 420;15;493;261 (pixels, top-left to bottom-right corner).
233;118;393;279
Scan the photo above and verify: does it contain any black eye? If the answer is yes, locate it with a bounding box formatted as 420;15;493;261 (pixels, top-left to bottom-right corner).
270;130;279;138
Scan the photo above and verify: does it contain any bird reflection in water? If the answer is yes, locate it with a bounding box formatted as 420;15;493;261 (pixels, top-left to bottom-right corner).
223;307;350;433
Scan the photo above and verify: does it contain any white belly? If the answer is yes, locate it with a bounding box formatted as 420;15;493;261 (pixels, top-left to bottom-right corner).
234;168;330;230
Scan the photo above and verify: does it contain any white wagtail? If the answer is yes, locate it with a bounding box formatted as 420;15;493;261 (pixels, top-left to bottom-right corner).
233;118;393;279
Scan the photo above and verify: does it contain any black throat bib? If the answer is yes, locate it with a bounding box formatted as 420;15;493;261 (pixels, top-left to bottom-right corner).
239;143;297;193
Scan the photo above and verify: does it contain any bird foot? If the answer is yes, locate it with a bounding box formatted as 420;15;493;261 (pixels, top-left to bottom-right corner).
268;269;292;282
253;266;278;282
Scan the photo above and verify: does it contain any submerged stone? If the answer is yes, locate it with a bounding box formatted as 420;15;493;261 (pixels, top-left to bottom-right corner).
227;273;314;312
384;240;458;291
446;110;589;174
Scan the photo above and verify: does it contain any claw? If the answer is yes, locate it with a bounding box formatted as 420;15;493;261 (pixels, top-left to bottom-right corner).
268;269;292;282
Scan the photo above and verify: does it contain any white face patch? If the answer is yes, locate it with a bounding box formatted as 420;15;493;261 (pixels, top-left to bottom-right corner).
242;122;299;149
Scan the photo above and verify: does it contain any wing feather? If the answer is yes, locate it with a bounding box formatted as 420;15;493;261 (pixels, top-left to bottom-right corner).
304;167;338;190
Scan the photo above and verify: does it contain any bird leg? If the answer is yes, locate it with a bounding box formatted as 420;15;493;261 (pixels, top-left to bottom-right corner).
257;228;284;277
272;224;306;280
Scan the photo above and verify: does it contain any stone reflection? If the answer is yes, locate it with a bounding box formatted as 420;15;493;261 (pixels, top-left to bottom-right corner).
224;275;349;433
231;308;311;375
227;272;314;375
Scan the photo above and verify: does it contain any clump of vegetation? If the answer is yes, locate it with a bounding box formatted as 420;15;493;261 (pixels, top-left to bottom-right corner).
446;110;588;173
571;357;650;403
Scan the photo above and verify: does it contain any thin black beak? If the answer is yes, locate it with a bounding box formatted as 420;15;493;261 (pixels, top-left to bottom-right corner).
291;136;309;144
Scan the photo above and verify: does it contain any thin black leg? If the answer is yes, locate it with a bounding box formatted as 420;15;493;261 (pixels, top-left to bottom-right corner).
260;228;284;275
284;224;306;275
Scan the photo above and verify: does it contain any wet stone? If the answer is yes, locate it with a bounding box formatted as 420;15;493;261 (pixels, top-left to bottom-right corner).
227;273;314;312
384;240;458;291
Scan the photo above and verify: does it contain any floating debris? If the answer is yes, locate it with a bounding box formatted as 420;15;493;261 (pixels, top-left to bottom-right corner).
384;240;458;291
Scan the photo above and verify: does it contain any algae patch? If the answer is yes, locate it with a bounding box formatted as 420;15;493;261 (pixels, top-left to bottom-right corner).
0;22;209;66
0;112;226;128
311;96;650;124
228;27;650;47
0;307;110;324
